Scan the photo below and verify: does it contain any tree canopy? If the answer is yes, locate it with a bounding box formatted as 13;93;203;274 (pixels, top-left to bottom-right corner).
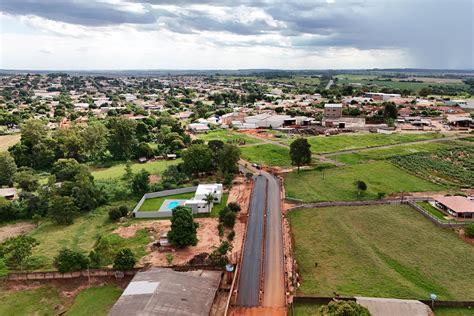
168;206;198;248
290;138;312;173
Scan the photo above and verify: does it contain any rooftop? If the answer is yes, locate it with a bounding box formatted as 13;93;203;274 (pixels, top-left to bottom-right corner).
435;196;474;213
109;268;221;316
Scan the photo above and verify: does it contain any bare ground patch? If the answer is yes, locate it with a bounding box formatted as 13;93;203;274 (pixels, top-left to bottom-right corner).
0;222;36;242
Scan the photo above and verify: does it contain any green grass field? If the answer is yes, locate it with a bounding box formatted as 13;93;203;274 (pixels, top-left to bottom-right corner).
417;202;450;221
197;130;261;145
138;192;195;212
0;286;72;315
65;285;122;316
283;133;444;154
241;144;293;167
0;134;21;152
331;141;460;165
288;204;474;300
27;201;149;269
284;161;443;202
91;159;181;180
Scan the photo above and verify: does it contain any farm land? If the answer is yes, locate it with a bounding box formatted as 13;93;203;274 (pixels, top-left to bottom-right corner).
0;134;21;152
90;159;182;180
288;205;474;300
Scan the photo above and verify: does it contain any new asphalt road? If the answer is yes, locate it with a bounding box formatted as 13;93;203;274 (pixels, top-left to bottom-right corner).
236;175;266;306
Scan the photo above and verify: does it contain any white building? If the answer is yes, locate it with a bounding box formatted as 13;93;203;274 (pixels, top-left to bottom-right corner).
184;184;223;213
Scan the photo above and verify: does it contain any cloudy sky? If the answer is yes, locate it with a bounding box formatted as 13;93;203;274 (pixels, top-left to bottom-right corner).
0;0;472;70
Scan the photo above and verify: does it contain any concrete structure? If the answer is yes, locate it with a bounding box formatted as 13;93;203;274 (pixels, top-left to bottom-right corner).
184;183;223;213
109;268;221;316
323;103;343;119
188;123;210;133
244;114;313;128
363;92;401;101
435;196;474;218
355;297;431;316
132;184;222;218
0;188;18;201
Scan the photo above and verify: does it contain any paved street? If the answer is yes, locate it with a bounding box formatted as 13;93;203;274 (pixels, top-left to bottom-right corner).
236;175;266;306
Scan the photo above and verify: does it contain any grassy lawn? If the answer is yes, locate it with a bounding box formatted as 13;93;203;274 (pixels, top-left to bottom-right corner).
197;130;262;145
288;204;474;300
0;133;21;152
0;286;73;315
293;303;323;315
283;133;444;154
197;193;229;218
417;202;450;221
91;159;181;180
28;201;150;269
138;192;195;212
331;141;459;165
65;285;122;316
433;307;474;316
284;161;443;202
241;144;292;167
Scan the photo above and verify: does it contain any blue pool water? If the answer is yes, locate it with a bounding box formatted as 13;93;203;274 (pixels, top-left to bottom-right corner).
167;201;180;209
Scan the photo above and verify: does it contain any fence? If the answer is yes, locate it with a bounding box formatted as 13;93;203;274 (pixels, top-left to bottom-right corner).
4;268;138;281
292;296;474;308
407;201;468;228
286;197;429;211
132;186;198;218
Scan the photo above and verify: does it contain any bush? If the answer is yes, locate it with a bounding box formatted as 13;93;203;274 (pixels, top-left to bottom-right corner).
221;210;236;228
113;248;136;271
227;230;235;242
108;206;129;221
377;192;386;200
227;202;241;213
217;223;224;237
54;248;89;273
207;241;232;267
192;179;200;186
318;300;371;316
465;223;474;238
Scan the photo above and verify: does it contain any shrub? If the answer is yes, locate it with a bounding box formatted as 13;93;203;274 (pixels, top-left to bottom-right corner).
208;241;232;267
113;248;136;271
192;179;200;186
318;300;371;316
54;248;89;273
108;208;122;221
377;192;386;200
217;223;224;237
221;210;236;228
227;230;235;242
465;223;474;238
166;253;173;265
227;202;241;213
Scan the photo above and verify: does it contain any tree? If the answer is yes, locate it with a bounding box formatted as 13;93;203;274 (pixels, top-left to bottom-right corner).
161;165;187;185
49;195;78;225
122;161;134;182
355;180;367;196
227;202;241;213
131;169;150;195
80;123;109;161
383;102;398;120
290;138;312;173
245;172;253;182
181;144;212;177
54;248;89;273
208;240;232;267
54;128;86;162
203;193;214;213
108;206;128;221
14;168;39;192
168;206;198;248
318;300;371;316
20;119;47;148
113;248;136;271
0;152;17;186
32;214;42;227
51;158;86;182
0;235;39;270
464;223;474;238
217;144;241;175
71;169;100;212
107;117;138;160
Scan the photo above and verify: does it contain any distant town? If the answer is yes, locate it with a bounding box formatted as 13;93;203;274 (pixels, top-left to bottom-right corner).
1;70;473;316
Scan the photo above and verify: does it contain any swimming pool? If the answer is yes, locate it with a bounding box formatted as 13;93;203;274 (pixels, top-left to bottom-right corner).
167;201;180;209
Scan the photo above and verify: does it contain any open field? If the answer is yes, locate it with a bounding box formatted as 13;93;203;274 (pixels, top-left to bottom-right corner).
27;201;149;269
0;134;21;151
241;144;292;167
284;161;443;202
91;159;181;180
288;204;474;300
331;141;465;165
138;192;195;212
282;133;444;154
334;76;469;93
390;146;474;187
197;129;262;145
0;286;73;315
65;285;122;316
